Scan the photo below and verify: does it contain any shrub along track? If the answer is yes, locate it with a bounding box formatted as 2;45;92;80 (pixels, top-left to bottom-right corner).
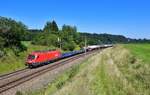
0;50;100;94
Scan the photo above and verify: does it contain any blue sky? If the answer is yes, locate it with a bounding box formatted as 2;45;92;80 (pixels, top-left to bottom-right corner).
0;0;150;39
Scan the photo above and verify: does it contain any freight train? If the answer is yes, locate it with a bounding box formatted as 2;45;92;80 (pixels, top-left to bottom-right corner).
26;45;113;68
26;49;85;68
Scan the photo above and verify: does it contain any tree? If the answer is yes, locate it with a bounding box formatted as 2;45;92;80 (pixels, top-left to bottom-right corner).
33;20;60;49
43;20;59;34
60;25;79;51
0;17;27;55
62;41;76;51
32;32;59;48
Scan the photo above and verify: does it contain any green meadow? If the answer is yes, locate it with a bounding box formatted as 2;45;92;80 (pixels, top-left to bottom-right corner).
124;44;150;64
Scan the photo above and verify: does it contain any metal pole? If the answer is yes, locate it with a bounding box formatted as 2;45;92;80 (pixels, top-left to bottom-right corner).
85;36;87;55
98;40;101;53
60;39;61;50
58;37;61;50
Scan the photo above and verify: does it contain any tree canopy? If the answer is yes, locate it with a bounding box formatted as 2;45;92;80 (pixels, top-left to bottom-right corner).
0;17;27;56
43;20;59;33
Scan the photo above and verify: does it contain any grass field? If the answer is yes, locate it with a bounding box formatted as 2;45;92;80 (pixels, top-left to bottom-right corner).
124;44;150;64
23;44;150;95
0;41;50;75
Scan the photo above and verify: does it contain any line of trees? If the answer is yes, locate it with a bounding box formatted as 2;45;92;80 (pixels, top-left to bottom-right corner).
31;20;81;51
0;16;150;57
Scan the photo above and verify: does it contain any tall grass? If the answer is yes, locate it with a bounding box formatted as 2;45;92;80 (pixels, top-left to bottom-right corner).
111;45;150;95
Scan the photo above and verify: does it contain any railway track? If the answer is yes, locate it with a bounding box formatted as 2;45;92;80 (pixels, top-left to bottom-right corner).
0;68;29;80
0;50;98;94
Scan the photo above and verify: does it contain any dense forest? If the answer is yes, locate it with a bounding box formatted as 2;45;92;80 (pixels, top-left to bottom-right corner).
0;16;149;57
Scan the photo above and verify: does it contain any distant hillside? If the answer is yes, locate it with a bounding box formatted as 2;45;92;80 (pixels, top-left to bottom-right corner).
29;29;150;45
80;33;128;44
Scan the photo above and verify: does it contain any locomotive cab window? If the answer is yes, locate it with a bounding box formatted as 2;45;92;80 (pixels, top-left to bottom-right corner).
28;55;36;60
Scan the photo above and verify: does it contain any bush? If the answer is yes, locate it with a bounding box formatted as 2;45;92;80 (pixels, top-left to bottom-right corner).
15;91;23;95
0;17;28;55
32;32;59;47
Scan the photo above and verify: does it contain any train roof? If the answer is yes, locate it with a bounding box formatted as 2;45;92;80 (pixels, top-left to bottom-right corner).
83;44;113;49
31;49;59;54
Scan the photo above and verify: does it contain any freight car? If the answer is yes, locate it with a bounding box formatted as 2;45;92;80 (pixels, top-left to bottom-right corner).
61;50;84;59
83;44;113;51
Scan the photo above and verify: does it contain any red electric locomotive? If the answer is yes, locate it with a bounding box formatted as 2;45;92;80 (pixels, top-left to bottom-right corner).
26;50;61;68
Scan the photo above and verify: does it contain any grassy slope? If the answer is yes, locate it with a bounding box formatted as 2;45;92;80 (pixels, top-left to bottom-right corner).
0;41;50;75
